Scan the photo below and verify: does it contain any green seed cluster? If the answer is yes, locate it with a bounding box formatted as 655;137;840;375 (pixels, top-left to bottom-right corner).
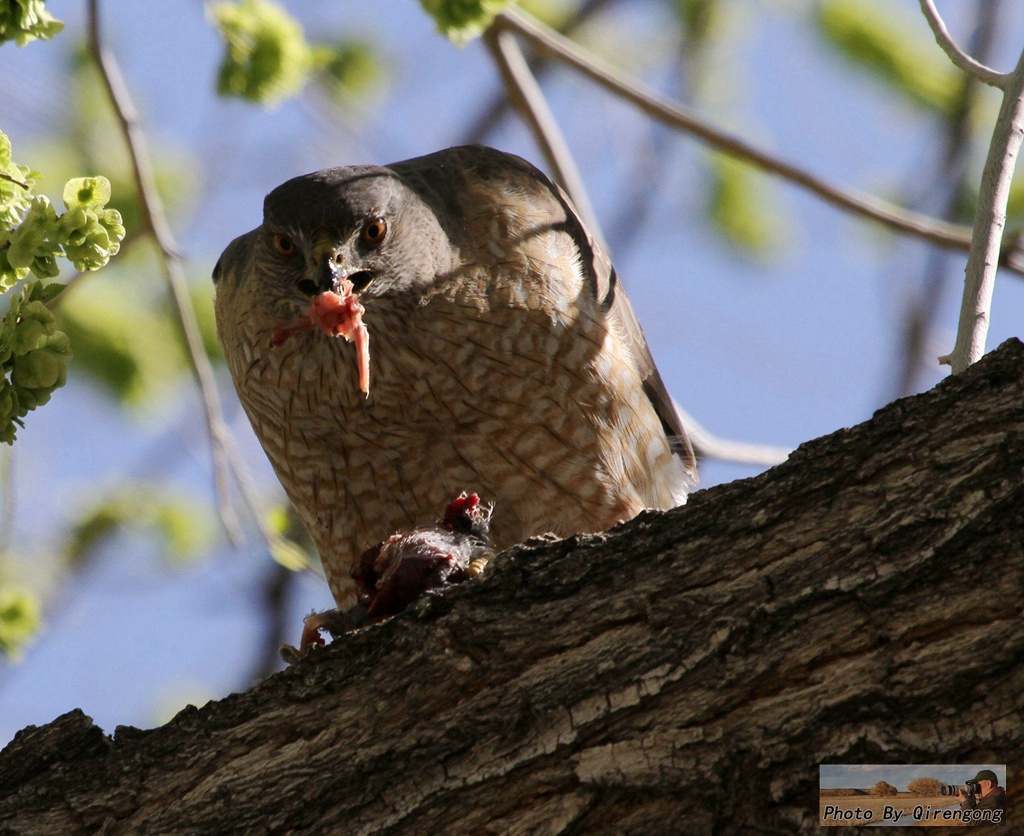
1;159;126;290
210;0;312;105
0;282;72;443
1;132;125;443
0;0;63;47
418;0;514;44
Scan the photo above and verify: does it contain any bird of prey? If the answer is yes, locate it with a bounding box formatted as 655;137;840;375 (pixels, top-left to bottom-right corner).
214;145;695;607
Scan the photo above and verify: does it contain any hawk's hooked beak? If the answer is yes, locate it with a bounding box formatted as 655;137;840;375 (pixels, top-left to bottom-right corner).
314;253;342;295
313;253;375;297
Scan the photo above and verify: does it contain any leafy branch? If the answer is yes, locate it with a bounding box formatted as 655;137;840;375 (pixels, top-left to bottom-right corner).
0;1;125;654
488;6;1024;278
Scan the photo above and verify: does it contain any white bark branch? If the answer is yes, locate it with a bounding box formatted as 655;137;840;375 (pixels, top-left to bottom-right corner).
940;48;1024;371
918;0;1007;88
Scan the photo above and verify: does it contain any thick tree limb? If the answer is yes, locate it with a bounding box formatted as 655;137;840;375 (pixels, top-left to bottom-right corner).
2;340;1022;834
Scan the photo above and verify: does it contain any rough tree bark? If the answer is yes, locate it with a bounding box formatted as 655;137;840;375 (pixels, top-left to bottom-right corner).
2;340;1022;836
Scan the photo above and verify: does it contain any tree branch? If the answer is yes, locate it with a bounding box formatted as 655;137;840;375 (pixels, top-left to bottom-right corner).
0;171;30;191
465;0;618;146
2;338;1021;833
918;0;1007;88
86;0;244;542
494;7;1024;277
483;25;605;249
939;47;1024;371
891;0;1003;398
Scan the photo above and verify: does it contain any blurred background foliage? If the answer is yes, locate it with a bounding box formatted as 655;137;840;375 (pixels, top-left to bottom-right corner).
0;0;1021;736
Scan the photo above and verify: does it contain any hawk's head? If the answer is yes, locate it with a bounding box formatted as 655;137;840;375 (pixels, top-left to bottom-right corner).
213;164;461;319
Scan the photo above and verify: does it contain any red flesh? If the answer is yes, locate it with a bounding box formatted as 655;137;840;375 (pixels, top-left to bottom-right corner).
270;280;370;396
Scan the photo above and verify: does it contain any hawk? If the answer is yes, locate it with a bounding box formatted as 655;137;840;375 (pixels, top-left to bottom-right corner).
214;145;695;607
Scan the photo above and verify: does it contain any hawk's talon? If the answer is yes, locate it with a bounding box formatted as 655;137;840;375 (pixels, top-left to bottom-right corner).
279;643;305;665
467;551;495;578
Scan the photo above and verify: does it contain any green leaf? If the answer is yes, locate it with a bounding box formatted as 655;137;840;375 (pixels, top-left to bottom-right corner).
269;536;312;572
0;281;72;443
65;486;217;567
58;176;125;271
59;206;125;272
6;196;60;276
32;281;66;304
154;499;216;563
209;0;313;106
817;0;963;115
0;584;42;658
12;341;64;389
57;280;188;405
0;248;30;293
706;154;787;257
0;132;35;228
672;0;722;44
8;299;54;355
264;505;313;571
311;40;385;106
418;0;515;45
516;0;572;31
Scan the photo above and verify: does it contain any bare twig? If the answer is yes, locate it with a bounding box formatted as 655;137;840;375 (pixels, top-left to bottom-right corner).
0;171;30;191
481;16;791;471
939;46;1024;371
484;13;790;470
86;0;241;541
466;0;618;145
494;7;1024;277
483;25;605;248
918;0;1007;88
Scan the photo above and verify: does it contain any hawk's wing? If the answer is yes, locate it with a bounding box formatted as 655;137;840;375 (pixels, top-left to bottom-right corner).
555;184;699;485
396;145;698;486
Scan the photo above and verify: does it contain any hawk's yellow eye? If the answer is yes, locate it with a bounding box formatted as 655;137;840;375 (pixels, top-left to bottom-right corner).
273;234;297;256
360;219;387;247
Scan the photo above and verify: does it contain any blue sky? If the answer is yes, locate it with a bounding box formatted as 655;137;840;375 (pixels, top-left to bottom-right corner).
1;0;1023;748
